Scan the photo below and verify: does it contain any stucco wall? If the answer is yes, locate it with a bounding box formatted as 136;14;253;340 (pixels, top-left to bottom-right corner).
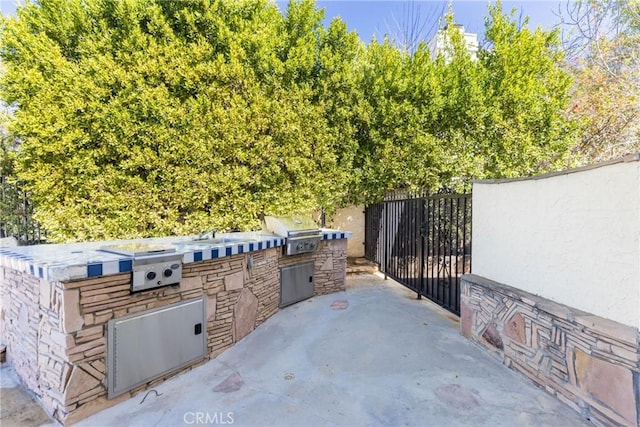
328;205;364;258
472;157;640;328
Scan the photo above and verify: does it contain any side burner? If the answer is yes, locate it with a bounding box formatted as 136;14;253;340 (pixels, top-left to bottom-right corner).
100;243;183;292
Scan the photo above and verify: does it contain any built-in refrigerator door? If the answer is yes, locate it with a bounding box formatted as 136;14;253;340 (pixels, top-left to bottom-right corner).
107;297;206;398
279;262;315;308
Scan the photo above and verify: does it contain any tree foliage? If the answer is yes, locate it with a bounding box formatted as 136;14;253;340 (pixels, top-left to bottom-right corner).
0;0;578;241
560;0;640;162
0;105;13;178
1;0;362;241
478;4;577;175
353;4;578;201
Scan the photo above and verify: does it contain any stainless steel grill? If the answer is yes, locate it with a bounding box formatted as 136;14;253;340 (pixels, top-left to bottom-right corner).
263;216;322;256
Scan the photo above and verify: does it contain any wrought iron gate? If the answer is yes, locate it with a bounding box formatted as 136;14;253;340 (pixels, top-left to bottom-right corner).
0;177;45;245
364;193;471;315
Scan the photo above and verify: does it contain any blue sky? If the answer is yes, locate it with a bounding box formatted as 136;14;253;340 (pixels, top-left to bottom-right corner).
1;0;567;43
278;1;567;43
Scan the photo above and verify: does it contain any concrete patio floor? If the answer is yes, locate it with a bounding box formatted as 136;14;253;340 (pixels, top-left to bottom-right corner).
0;274;591;427
70;274;589;427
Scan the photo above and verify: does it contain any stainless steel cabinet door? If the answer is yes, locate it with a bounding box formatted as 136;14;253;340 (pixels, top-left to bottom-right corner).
107;297;206;398
280;262;315;308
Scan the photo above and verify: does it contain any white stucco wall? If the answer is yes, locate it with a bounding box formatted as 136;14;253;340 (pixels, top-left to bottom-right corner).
472;157;640;328
328;205;365;258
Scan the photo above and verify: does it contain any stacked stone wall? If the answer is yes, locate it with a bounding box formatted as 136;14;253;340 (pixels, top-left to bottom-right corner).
277;239;347;296
461;274;640;427
1;268;45;399
1;240;347;424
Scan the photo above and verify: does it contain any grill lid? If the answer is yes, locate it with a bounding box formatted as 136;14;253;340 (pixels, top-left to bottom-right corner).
263;216;320;237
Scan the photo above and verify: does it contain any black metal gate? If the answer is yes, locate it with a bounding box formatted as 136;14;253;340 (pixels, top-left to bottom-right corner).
364;193;471;315
1;177;46;245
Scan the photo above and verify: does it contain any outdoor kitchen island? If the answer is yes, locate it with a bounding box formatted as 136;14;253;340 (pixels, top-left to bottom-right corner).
0;226;350;424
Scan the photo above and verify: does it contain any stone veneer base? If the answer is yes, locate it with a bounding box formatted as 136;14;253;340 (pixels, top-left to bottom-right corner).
0;239;347;424
461;274;640;427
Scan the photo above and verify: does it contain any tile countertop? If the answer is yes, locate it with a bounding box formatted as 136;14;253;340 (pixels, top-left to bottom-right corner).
0;229;352;283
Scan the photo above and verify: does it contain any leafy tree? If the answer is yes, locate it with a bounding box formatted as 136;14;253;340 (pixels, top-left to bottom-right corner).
559;0;640;162
312;17;365;211
0;0;580;240
0;0;362;241
0;103;43;242
427;16;486;186
477;3;578;176
352;4;578;201
352;38;447;202
0;105;13;178
0;105;18;238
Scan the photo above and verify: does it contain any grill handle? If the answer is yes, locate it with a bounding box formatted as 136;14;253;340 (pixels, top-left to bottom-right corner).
287;230;322;238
